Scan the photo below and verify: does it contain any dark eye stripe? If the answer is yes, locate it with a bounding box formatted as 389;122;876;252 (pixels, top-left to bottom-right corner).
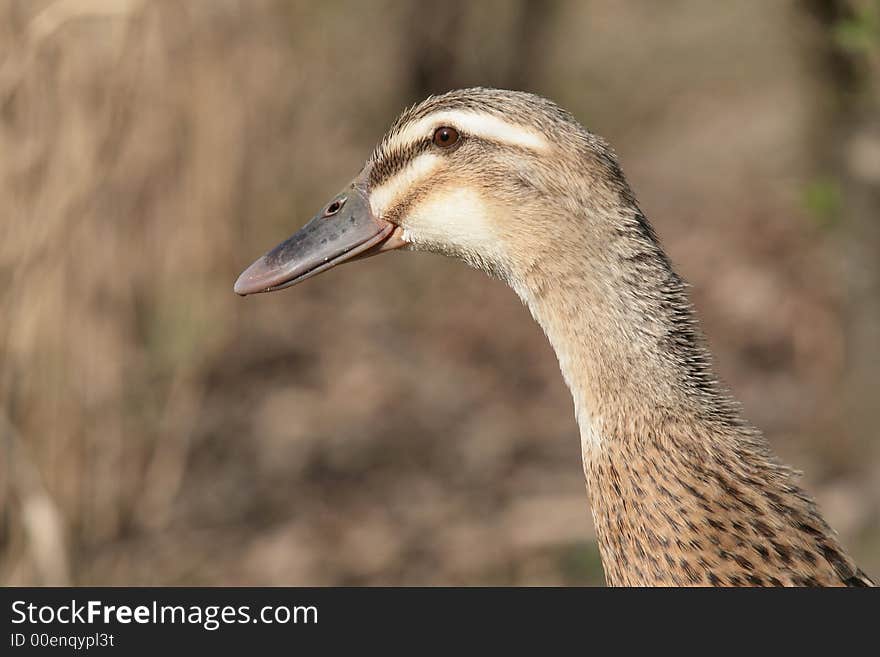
369;132;536;190
369;139;433;188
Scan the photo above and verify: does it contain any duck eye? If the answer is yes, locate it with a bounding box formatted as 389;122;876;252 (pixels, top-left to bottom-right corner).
432;126;460;148
324;198;345;216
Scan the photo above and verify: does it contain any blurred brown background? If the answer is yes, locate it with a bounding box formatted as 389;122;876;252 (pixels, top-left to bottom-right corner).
1;0;878;586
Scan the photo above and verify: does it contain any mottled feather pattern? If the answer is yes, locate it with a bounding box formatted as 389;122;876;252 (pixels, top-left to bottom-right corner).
586;422;871;586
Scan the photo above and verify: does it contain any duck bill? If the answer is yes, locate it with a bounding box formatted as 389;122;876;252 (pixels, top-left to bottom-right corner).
234;184;404;296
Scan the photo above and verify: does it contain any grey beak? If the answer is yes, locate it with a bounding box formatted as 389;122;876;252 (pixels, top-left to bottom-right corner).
234;183;399;296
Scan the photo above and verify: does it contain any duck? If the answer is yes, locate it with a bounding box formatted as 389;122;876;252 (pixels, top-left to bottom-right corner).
234;88;874;587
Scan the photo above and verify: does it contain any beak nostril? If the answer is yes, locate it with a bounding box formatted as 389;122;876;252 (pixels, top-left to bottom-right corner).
324;197;345;217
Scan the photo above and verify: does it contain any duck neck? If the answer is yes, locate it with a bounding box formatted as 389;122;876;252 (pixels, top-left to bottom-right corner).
514;203;734;454
511;202;862;586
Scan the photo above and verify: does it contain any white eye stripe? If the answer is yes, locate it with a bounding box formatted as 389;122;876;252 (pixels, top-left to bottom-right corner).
383;110;549;158
369;152;442;218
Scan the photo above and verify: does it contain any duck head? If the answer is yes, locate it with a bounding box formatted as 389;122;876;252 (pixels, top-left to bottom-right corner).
234;87;627;297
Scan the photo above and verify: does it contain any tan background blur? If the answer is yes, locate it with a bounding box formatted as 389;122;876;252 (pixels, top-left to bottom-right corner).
1;0;878;586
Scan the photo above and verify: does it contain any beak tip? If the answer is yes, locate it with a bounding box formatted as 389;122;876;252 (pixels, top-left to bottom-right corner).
233;265;262;296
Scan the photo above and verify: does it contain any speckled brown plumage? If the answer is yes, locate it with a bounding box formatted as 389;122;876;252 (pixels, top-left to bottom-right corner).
585;422;872;586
